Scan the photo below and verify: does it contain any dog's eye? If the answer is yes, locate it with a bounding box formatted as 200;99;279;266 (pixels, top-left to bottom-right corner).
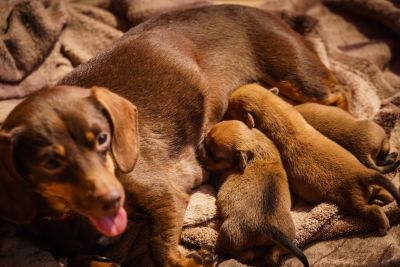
206;146;219;162
42;158;62;171
97;133;109;145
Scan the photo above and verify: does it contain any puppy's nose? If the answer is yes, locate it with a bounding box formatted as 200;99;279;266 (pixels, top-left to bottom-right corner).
97;189;122;212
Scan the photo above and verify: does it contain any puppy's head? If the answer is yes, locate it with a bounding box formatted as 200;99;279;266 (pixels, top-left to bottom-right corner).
0;86;139;237
199;120;254;173
227;84;289;129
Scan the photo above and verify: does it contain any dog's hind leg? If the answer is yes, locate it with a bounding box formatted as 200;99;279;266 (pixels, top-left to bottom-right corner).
369;185;394;205
343;187;390;236
217;218;247;256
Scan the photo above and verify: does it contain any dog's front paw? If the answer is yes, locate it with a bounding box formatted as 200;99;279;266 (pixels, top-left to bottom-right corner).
168;249;217;267
187;249;218;267
68;255;121;267
90;261;120;267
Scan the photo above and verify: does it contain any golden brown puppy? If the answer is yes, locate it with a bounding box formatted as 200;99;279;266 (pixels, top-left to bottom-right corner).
295;103;399;174
199;120;308;267
226;84;400;236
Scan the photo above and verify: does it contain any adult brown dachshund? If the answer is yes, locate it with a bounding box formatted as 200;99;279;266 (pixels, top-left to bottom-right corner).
0;4;350;267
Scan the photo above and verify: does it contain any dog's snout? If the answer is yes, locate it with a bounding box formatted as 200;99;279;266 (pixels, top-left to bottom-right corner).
98;189;122;212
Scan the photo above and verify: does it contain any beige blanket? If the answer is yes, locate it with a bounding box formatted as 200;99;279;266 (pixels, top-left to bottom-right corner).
0;0;399;266
182;0;400;266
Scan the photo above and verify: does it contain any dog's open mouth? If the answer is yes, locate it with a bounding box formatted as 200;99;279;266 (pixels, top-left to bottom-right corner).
88;207;127;237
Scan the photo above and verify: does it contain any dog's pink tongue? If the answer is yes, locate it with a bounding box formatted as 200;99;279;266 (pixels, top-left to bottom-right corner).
89;208;127;237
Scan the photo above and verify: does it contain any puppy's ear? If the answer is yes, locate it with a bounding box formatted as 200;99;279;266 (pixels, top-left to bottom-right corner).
236;151;250;171
0;129;36;224
243;112;255;129
269;87;279;95
91;87;139;173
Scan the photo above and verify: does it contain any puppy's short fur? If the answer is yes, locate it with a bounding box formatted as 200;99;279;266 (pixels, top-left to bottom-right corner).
199;120;308;267
0;4;351;266
227;84;400;236
295;103;399;174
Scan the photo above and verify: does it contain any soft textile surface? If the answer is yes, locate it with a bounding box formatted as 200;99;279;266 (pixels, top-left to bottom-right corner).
0;0;124;100
112;0;212;25
182;0;400;266
0;0;399;266
0;0;211;120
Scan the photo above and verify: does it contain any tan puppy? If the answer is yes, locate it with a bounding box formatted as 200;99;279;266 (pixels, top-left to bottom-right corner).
295;103;399;174
199;120;308;267
226;84;400;236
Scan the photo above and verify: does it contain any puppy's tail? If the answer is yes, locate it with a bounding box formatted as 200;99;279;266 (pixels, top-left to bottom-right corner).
266;226;309;267
364;173;400;206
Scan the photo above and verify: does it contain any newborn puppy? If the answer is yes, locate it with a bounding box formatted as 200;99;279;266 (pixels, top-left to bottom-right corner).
295;103;399;174
227;84;400;236
199;120;308;267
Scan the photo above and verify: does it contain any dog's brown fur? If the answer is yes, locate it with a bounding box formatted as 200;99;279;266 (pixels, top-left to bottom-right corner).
227;84;400;236
295;103;399;174
0;5;351;266
198;120;308;267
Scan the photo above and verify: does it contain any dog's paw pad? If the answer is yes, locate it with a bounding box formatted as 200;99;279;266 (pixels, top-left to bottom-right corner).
91;256;121;267
378;226;390;237
186;249;217;267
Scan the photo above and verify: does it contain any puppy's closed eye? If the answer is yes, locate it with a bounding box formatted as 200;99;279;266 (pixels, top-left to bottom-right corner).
206;145;220;162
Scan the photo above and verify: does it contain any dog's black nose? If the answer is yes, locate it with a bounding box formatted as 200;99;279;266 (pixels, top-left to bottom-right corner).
98;189;121;212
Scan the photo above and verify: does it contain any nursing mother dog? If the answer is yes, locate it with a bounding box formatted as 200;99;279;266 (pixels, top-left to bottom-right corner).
0;4;350;267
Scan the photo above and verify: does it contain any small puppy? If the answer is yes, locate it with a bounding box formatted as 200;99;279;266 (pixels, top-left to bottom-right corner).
227;84;400;236
199;120;308;267
295;103;399;174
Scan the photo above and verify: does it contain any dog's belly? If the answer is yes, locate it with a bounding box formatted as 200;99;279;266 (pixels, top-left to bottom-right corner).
169;147;207;193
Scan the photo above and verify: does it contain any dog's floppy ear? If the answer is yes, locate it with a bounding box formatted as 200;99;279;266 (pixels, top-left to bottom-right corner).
0;129;36;224
235;151;252;171
269;87;279;95
91;87;139;173
243;112;255;129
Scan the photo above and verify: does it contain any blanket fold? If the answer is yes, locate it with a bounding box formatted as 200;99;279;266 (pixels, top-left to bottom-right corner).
0;0;67;84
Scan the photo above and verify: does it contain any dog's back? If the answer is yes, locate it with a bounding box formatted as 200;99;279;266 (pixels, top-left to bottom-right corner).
59;5;346;139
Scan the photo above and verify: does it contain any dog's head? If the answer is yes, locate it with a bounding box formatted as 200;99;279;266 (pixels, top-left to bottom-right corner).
0;85;139;237
226;85;279;128
198;120;254;173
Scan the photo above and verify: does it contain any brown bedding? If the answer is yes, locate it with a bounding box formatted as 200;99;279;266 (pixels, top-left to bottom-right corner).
0;0;399;266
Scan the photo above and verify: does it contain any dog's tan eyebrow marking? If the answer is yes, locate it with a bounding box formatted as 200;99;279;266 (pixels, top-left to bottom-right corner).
85;131;96;144
53;144;66;157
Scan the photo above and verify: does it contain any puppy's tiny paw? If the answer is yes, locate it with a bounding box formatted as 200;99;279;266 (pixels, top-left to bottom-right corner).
378;226;390;237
